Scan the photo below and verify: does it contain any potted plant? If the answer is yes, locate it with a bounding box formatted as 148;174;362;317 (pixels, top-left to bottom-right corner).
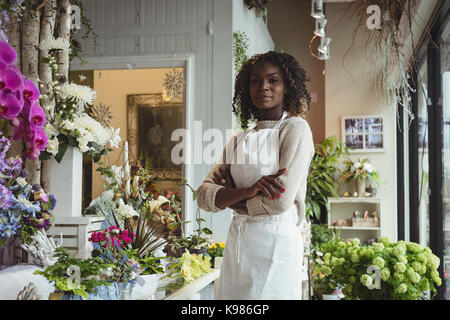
340;157;381;197
125;248;166;299
165;180;213;257
207;242;225;268
313;237;442;300
33;247;114;300
306;135;350;224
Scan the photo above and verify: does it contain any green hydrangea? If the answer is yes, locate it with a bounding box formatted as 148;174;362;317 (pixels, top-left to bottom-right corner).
394;272;404;282
321;266;332;275
350;253;360;263
372;257;385;269
338;258;345;265
324;252;331;262
406;242;424;253
398;256;408;264
424;247;432;254
372;242;384;253
380;268;390;281
349;276;356;284
351;238;360;246
330;257;339;267
393;244;406;257
416;253;427;263
408;270;421;283
378;236;390;246
394;262;406;273
412;261;424;273
337;241;346;249
424;253;440;269
360;274;373;288
395;283;407;294
431;270;442;286
365;248;374;256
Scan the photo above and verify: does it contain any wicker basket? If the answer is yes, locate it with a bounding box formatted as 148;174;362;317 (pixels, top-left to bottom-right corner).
352;218;380;228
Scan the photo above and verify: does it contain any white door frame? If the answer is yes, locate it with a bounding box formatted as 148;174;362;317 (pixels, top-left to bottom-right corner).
71;53;196;235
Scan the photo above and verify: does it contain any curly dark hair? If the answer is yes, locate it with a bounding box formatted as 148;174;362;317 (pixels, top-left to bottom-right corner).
232;51;311;129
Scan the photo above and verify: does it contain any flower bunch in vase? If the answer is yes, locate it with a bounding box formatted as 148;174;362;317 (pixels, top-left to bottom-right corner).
0;40;48;159
0;133;56;247
37;37;120;163
89;224;142;286
86;156;171;259
340;157;381;197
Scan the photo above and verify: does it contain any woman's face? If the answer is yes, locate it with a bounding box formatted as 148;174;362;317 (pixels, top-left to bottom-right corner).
249;61;287;111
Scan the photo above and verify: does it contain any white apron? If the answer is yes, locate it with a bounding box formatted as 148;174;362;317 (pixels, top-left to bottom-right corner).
216;112;303;300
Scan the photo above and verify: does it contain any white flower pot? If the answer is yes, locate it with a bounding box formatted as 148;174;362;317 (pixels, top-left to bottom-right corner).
322;293;341;300
133;273;162;299
48;146;83;217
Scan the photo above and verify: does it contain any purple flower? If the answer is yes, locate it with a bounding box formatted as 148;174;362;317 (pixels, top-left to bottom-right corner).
48;194;56;211
0;90;22;119
32;127;47;151
0;63;23;92
0;185;13;210
28;102;46;128
0;40;17;66
23;79;40;103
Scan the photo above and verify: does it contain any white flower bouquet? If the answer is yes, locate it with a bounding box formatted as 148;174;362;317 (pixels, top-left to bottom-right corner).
38;40;120;163
340;157;381;186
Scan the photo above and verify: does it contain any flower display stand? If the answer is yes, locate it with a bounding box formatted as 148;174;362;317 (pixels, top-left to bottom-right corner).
46;216;105;257
47;146;83;218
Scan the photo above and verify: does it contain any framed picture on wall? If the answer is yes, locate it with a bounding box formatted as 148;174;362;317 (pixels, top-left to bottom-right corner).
341;115;385;152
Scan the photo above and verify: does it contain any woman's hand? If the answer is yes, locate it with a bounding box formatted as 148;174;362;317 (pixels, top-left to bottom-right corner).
212;166;235;189
245;168;287;200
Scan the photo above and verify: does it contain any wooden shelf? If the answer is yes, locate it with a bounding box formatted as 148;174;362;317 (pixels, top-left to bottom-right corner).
328;197;381;203
329;226;380;231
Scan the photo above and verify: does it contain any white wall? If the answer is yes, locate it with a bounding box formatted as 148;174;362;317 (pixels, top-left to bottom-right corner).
325;3;397;241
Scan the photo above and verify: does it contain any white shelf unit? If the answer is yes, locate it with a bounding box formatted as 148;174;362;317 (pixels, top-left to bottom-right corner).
327;197;381;244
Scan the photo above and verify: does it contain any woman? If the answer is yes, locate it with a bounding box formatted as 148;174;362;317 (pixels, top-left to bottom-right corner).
196;51;315;300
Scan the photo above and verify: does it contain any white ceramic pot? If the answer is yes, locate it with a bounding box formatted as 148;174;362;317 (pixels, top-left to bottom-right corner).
134;273;162;299
322;293;341;300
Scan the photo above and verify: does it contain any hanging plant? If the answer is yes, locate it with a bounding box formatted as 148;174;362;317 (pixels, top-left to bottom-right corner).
336;0;430;126
233;31;249;73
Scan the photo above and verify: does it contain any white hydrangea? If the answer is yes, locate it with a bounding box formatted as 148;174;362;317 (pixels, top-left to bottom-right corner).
59;82;96;108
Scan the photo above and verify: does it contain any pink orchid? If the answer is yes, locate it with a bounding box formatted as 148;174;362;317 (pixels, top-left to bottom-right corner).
23;79;40;103
28;101;46;128
24;146;41;160
32;127;48;151
0;91;22;119
0;40;17;65
0;62;23;92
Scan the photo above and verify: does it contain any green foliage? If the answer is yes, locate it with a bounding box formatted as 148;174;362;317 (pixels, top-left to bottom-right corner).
125;248;165;275
233;31;249;73
306;135;350;222
33;247;112;299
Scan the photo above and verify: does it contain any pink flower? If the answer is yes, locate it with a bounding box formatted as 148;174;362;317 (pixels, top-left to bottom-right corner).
0;63;23;92
0;40;17;65
23;79;40;103
0;90;22;119
28;102;46;128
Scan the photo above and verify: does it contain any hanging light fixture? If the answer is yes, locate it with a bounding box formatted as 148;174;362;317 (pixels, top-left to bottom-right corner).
318;37;331;60
318;37;331;55
314;17;327;38
311;0;325;19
